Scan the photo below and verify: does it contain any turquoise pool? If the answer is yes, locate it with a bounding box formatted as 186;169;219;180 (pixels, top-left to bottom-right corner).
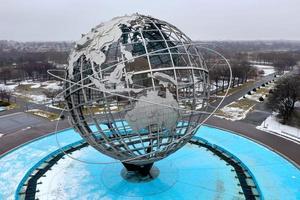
0;125;299;199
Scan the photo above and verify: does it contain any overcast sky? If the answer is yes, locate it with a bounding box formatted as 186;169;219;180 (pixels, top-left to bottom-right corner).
1;0;300;41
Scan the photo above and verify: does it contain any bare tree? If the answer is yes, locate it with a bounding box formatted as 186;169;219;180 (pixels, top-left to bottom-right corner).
43;89;62;105
267;75;300;124
209;65;223;94
0;87;12;103
0;68;12;85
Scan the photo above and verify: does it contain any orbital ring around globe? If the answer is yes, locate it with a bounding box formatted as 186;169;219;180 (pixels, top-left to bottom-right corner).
47;14;233;166
48;43;233;165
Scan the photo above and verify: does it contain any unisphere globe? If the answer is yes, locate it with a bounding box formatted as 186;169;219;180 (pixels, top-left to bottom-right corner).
64;14;210;169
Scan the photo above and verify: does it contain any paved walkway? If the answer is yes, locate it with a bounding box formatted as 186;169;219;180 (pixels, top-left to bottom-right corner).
0;112;44;134
1;71;299;167
210;73;276;110
206;117;300;168
0;96;63;117
0;114;299;168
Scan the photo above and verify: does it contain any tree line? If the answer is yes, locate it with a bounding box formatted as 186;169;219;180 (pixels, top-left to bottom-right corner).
0;61;57;84
253;52;298;73
208;58;257;94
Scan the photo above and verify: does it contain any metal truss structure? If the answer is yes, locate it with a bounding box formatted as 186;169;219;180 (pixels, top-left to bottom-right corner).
64;14;210;166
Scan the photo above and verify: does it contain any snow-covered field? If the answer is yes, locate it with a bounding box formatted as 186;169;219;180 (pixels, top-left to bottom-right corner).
243;82;274;102
252;64;275;76
244;92;265;102
1;80;62;91
27;80;63;90
0;83;18;91
27;109;60;121
0;80;62;104
215;101;255;121
257;114;300;142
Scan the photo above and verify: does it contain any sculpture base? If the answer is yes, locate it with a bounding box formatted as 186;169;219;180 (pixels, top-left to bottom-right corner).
121;162;159;182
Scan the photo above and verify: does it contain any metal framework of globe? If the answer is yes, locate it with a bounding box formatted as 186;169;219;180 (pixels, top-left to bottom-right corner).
64;14;210;168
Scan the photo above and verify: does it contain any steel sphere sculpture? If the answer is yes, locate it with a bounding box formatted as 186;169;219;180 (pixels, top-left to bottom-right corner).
64;14;210;172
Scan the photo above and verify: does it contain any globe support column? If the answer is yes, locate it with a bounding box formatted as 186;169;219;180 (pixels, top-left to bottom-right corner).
122;162;154;177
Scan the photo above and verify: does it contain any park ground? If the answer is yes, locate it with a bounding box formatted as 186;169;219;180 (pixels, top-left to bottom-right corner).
0;65;300;167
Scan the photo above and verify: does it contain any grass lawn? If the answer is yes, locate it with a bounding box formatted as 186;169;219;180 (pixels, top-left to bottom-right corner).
229;98;257;110
255;87;269;95
215;98;257;121
51;102;66;109
217;80;255;96
15;84;34;91
6;102;19;110
27;109;60;121
51;102;124;114
0;100;19;110
255;82;274;96
82;104;121;115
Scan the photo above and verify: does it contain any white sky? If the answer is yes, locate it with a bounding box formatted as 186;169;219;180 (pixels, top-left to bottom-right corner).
1;0;300;41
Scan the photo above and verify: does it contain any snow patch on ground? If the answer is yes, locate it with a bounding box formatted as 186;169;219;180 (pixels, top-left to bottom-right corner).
295;101;300;108
27;81;62;90
244;82;274;102
0;83;17;91
46;104;65;110
257;114;300;142
20;80;34;85
42;81;63;90
1;80;62;104
1;80;62;91
30;83;41;88
245;93;265;102
28;94;49;104
216;102;255;121
252;64;275;76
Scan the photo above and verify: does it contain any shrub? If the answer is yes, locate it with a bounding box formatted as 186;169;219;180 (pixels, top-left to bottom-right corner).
0;101;10;106
269;89;273;94
262;83;265;87
259;96;264;102
247;91;252;95
252;88;257;92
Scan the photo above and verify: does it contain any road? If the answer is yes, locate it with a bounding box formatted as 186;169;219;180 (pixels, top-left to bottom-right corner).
0;95;63;116
210;73;276;110
0;70;299;167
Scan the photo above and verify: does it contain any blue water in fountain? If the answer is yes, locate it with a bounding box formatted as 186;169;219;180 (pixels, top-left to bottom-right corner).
0;125;299;199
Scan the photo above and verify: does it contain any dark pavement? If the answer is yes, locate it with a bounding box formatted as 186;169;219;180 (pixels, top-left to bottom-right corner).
0;117;70;155
206;117;300;168
0;95;62;117
0;114;299;168
0;112;44;134
0;70;299;167
210;73;276;110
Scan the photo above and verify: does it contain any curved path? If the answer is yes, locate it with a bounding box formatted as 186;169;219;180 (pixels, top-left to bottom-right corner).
206;117;300;168
1;116;299;168
1;122;299;199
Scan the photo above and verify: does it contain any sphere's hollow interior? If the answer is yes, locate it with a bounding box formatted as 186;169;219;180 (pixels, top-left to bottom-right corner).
65;14;210;165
